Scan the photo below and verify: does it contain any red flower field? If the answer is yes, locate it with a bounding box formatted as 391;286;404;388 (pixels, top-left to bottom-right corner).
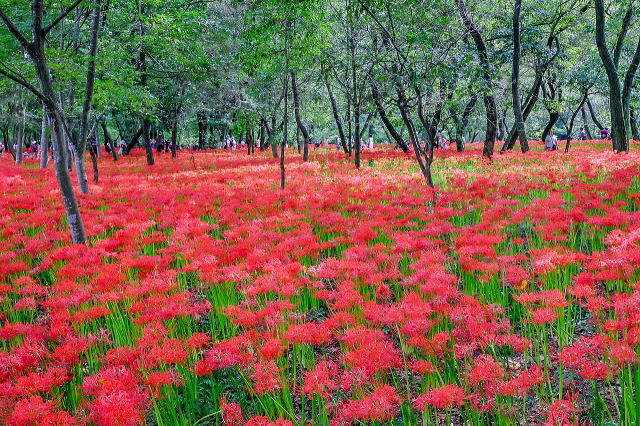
1;142;640;425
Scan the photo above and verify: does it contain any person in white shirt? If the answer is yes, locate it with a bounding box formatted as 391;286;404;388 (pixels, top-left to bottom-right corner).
544;130;558;151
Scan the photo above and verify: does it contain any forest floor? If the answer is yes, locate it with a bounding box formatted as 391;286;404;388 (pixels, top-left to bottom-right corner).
1;141;640;425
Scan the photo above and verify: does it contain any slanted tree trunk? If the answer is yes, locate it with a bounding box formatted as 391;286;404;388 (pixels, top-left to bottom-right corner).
450;95;477;152
290;72;310;162
631;108;640;141
48;109;87;243
511;0;529;152
415;84;443;148
581;106;592;139
370;78;409;152
456;0;497;158
397;92;434;187
501;38;561;151
324;71;349;154
75;0;101;193
564;92;589;152
124;127;143;155
101;119;117;161
586;97;605;131
3;127;15;161
0;0;87;243
541;112;559;143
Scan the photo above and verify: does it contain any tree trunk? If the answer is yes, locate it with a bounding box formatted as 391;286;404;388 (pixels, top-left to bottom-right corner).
290;72;310;162
393;66;434;187
197;111;206;149
269;115;278;158
564;92;588;153
259;120;266;151
88;143;99;183
76;0;101;194
73;144;90;191
631;108;640;141
122;127;142;155
581;106;592;139
370;78;409;152
594;0;628;152
415;85;442;148
281;23;290;189
541;111;559;142
101;119;118;161
622;38;640;143
398;101;434;187
2;0;87;244
49;109;87;244
500;39;561;152
456;0;497;158
586;97;605;131
142;117;154;165
452;96;477;152
138;0;155;163
171;117;178;158
15;105;25;165
3;127;15;161
324;72;349;154
40;112;50;168
511;0;529;152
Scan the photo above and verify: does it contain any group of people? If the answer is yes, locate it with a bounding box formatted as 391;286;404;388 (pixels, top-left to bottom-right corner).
331;137;375;150
544;125;613;151
223;136;240;150
0;140;43;159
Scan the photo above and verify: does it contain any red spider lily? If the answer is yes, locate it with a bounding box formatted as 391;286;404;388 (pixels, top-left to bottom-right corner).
302;361;338;399
249;360;282;395
340;384;400;422
6;395;76;426
559;335;614;380
245;417;294;426
82;366;149;426
3;146;640;424
544;392;580;426
220;396;243;426
415;384;466;410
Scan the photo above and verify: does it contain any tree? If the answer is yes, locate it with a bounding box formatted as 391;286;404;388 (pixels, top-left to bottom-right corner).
511;0;529;152
0;0;87;243
455;0;497;158
594;0;640;152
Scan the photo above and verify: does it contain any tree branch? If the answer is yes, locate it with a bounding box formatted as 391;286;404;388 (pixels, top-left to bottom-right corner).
42;0;85;35
0;8;31;50
0;67;48;104
613;4;633;68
